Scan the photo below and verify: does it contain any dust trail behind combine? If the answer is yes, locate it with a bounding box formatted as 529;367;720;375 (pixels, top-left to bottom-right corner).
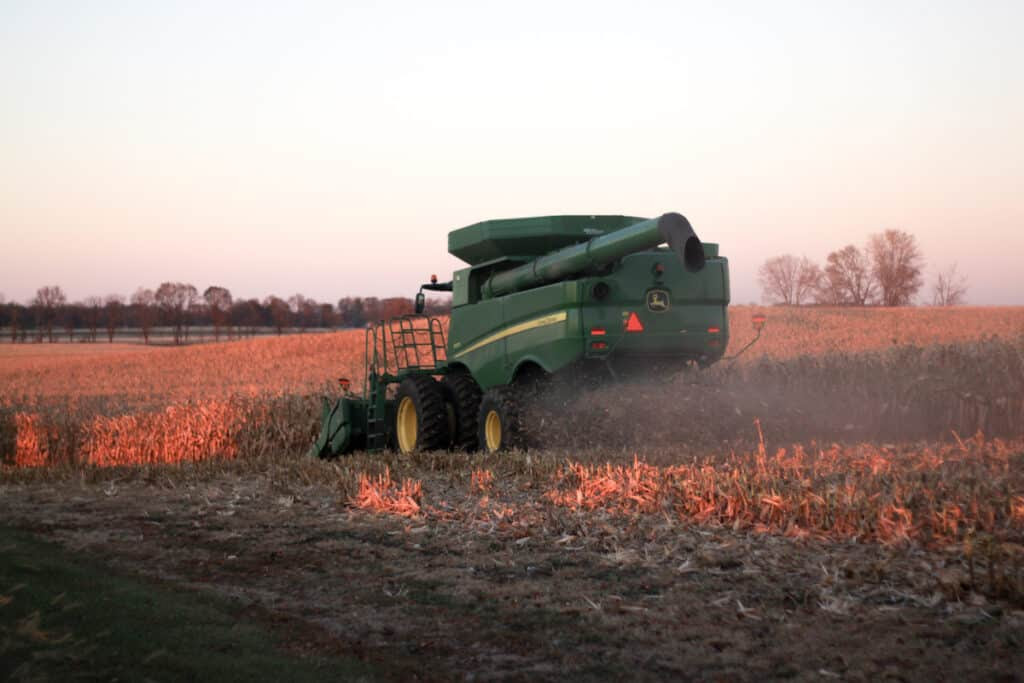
529;335;1024;460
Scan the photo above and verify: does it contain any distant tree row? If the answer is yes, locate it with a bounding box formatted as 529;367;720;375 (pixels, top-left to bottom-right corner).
758;229;968;307
0;283;451;344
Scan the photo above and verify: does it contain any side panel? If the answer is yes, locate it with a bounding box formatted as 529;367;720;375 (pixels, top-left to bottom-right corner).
448;282;584;389
448;298;508;387
502;282;583;382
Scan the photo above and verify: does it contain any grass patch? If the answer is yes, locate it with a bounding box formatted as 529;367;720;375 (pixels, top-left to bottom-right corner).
0;526;379;681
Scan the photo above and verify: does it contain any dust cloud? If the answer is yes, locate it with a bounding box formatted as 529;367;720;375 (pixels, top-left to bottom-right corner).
520;338;1024;459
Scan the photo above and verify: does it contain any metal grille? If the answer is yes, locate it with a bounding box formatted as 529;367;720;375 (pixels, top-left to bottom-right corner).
366;315;447;378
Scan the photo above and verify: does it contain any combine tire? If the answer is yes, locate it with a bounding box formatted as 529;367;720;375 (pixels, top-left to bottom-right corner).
394;376;449;454
477;387;522;454
442;372;482;451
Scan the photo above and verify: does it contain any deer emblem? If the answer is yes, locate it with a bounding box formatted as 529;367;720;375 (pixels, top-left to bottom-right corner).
647;289;670;312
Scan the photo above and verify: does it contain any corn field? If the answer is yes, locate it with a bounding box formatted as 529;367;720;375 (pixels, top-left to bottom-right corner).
2;307;1023;569
2;306;1022;407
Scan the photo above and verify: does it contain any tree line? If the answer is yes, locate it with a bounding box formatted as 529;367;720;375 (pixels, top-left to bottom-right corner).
758;229;968;307
0;283;451;344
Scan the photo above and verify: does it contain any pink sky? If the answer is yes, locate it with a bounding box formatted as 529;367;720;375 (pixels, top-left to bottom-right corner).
2;1;1022;305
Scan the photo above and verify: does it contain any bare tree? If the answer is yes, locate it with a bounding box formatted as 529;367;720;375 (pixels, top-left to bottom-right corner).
869;229;924;306
185;299;203;342
796;260;823;306
381;297;413;319
203;286;233;341
302;298;320;329
757;255;821;305
932;263;969;306
288;293;318;332
337;297;366;327
33;286;66;342
363;297;382;323
423;296;452;316
318;302;337;328
131;288;156;344
7;302;19;343
155;282;198;344
63;307;76;342
183;285;198;341
104;294;124;342
83;296;103;342
265;296;291;335
759;256;795;305
818;245;877;306
233;299;263;336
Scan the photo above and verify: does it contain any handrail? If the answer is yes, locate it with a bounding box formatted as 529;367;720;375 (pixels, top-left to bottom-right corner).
364;315;446;383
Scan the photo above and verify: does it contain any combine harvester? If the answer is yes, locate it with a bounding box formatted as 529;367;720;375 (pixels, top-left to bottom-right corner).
310;212;757;456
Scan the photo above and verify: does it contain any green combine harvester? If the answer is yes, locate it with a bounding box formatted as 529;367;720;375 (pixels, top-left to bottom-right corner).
309;212;736;456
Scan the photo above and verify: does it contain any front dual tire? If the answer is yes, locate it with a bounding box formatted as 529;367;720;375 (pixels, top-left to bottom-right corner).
392;375;524;455
394;375;450;453
393;373;485;454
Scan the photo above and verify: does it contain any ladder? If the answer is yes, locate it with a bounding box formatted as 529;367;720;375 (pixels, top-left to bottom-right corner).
364;373;388;452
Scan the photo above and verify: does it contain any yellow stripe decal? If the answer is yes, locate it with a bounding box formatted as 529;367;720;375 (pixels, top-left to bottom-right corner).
454;311;568;358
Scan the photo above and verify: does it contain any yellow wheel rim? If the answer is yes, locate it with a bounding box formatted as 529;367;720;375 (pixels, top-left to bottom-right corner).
396;396;417;453
484;410;502;452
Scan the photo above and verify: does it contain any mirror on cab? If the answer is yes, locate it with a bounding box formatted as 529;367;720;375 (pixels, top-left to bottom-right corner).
415;291;425;314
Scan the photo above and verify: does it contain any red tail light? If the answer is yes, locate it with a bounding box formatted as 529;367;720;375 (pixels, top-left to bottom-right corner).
590;327;606;336
591;341;608;350
624;312;644;332
707;326;720;334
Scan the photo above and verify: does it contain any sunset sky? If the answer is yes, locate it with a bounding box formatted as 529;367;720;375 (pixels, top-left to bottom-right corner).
2;1;1022;306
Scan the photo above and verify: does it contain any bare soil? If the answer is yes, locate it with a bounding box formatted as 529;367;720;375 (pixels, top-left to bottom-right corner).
3;457;1022;682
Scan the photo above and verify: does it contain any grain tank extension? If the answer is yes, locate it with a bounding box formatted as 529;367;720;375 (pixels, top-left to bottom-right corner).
309;212;733;456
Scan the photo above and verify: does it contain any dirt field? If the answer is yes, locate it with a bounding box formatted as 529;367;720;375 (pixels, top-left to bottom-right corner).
3;450;1023;681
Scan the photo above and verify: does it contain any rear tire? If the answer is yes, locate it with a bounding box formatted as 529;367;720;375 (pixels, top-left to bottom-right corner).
441;372;482;451
477;387;521;454
394;375;449;454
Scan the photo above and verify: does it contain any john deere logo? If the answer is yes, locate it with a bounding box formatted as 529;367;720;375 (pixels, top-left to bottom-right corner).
647;289;670;312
